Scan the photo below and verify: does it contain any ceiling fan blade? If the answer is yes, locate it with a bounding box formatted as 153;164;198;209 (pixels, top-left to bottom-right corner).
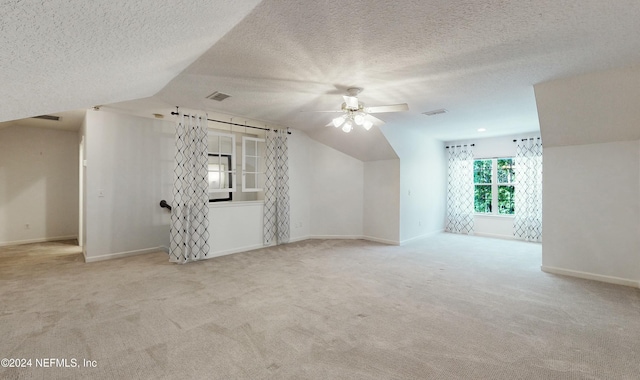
302;109;344;113
343;95;359;110
364;103;409;113
366;114;385;125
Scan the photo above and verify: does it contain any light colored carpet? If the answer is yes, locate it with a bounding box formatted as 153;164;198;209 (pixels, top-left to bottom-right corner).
1;234;639;379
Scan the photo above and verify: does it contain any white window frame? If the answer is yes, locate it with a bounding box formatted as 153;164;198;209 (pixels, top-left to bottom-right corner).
474;157;515;216
207;130;236;194
241;136;265;192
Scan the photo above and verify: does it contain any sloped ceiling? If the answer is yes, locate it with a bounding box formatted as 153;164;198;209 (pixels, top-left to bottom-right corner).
0;0;261;122
3;1;640;160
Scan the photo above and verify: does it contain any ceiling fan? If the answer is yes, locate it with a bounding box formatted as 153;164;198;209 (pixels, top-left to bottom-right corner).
313;87;409;133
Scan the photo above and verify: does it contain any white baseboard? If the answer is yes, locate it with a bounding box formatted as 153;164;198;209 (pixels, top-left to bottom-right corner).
308;235;364;240
473;232;515;241
288;235;310;243
0;235;78;247
290;234;399;245
400;229;443;245
292;234;400;246
208;243;266;259
541;265;640;288
363;235;400;245
84;247;164;263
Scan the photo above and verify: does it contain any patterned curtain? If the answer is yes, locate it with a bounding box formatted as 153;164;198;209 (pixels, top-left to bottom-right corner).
169;113;210;263
264;129;290;245
514;138;543;242
446;145;475;234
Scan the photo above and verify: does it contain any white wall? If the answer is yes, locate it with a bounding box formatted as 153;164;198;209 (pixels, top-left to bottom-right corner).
380;127;446;244
0;125;79;246
535;63;640;148
83;110;370;262
535;64;640;287
447;133;540;240
542;141;640;285
308;135;364;238
364;159;400;244
209;201;264;256
84;110;173;261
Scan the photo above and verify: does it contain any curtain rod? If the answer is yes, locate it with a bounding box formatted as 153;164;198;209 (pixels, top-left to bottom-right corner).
445;144;475;148
513;137;541;142
171;109;291;135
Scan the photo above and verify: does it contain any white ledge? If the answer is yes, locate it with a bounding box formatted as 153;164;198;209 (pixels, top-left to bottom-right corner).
208;200;264;208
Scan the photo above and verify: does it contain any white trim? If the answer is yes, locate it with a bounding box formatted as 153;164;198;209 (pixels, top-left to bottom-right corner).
363;235;400;245
84;247;163;263
400;229;443;245
208;243;266;258
0;235;78;247
295;235;399;245
541;265;640;288
473;232;516;241
288;235;310;243
308;235;363;240
208;200;264;208
241;136;265;192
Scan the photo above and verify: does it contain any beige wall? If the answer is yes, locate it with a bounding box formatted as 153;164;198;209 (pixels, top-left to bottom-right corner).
0;125;79;245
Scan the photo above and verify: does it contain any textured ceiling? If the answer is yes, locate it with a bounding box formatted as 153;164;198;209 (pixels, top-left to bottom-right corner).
4;1;640;160
0;0;261;122
156;0;640;160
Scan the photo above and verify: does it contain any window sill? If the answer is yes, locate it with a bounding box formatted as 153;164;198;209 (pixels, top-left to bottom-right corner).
209;200;264;208
474;213;514;219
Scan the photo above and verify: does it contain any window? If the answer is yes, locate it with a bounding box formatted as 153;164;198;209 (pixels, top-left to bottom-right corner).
207;131;236;202
242;137;265;192
474;158;515;215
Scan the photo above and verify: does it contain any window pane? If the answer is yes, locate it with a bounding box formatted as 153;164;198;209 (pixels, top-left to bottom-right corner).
474;160;492;183
245;156;257;172
208;164;223;190
245;173;256;189
497;158;515;183
474;185;492;213
220;136;233;154
498;185;515;214
246;140;256;155
208;135;220;153
208;154;220;166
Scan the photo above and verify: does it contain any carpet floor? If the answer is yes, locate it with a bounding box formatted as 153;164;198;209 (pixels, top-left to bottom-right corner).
1;234;639;379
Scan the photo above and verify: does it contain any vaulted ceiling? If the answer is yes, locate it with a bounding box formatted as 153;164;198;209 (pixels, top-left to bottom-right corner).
3;1;640;160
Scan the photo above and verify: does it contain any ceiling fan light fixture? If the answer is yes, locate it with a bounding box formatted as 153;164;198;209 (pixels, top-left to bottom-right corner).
362;119;373;130
342;120;353;133
353;112;365;125
332;115;346;128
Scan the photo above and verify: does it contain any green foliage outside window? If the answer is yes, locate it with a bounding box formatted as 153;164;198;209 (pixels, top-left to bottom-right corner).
475;185;492;213
474;160;492;213
474;158;515;215
498;185;515;214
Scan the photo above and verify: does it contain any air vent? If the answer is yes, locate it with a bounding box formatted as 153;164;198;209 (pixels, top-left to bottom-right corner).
422;108;448;116
206;91;231;102
32;115;61;121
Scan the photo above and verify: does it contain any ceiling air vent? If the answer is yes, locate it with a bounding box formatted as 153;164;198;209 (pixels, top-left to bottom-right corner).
32;115;61;121
422;108;448;116
206;91;231;102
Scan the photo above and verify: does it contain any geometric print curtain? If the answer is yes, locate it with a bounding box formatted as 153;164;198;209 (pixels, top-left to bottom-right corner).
169;113;210;263
263;129;290;245
514;137;543;242
445;144;475;234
